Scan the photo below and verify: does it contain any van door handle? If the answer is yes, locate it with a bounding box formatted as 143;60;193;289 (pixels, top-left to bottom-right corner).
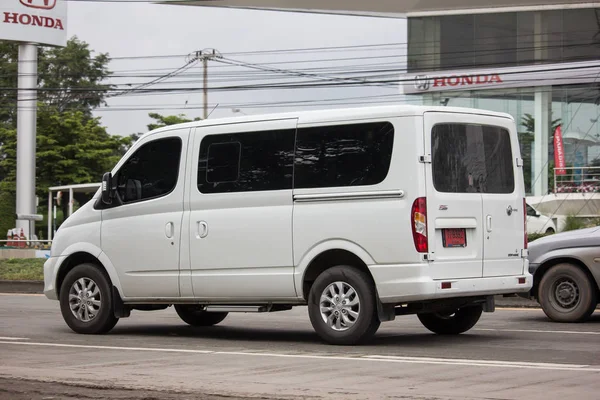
165;222;174;238
196;221;208;239
486;215;492;232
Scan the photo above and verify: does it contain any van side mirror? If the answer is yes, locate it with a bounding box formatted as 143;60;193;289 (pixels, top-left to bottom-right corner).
535;211;541;217
101;172;114;205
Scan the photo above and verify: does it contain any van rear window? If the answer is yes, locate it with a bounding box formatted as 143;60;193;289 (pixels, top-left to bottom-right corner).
431;124;514;194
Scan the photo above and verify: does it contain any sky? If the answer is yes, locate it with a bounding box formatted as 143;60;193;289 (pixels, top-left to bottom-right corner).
65;1;407;137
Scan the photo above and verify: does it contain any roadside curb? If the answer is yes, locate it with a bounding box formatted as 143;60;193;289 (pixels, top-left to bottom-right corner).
0;280;44;294
0;280;541;308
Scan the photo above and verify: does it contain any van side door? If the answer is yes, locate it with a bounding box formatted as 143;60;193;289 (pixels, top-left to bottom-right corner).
187;119;298;300
100;128;189;299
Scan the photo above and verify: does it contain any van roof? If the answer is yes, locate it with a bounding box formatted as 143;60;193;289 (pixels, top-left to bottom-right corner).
145;104;514;137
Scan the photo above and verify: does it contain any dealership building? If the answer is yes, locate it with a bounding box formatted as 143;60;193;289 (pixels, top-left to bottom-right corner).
172;0;600;221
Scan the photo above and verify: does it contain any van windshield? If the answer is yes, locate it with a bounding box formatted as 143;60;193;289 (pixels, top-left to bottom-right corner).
431;123;514;194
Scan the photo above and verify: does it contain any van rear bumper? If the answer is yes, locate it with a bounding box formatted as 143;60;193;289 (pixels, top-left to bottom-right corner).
370;263;533;304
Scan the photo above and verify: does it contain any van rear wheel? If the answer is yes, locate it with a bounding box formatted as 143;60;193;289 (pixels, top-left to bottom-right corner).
174;305;228;327
59;263;118;334
417;305;482;335
308;265;380;345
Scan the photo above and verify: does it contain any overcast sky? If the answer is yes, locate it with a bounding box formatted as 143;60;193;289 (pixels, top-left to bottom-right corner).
65;2;407;136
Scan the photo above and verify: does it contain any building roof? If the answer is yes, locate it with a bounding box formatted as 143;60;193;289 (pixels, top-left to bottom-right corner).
163;1;600;17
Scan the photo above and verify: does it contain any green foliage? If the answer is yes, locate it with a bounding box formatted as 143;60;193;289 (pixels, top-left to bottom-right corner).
0;37;113;126
147;112;201;131
527;232;551;243
563;215;587;232
519;113;563;194
0;108;133;197
0;36;133;226
36;108;132;192
38;37;112;117
0;191;15;240
0;258;45;281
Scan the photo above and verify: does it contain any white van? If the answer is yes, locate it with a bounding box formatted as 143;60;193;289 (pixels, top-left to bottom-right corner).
44;105;532;345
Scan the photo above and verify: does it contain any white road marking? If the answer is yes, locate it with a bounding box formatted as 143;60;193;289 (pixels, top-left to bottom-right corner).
1;340;599;372
0;337;29;341
475;328;600;335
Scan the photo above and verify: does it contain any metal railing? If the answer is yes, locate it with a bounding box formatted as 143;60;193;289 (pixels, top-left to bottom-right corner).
0;239;52;250
554;166;600;193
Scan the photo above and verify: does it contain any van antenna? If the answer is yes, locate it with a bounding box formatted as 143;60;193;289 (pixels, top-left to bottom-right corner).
206;103;219;119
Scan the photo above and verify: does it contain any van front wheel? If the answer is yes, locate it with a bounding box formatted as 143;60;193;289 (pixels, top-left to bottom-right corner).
174;305;228;327
59;263;118;334
308;266;380;345
417;305;483;335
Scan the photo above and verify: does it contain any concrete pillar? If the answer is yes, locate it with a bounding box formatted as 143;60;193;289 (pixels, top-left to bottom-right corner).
47;191;52;241
533;87;551;196
15;44;38;240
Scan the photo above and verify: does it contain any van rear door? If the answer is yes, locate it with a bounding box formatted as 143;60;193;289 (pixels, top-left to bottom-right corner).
479;123;525;277
424;111;524;280
424;112;484;280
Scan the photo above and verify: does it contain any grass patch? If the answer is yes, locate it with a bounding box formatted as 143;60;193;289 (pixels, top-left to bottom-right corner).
0;258;45;281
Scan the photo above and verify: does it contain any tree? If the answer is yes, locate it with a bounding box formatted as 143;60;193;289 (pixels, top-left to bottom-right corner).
519;113;562;194
147;112;201;131
0;37;127;237
126;112;202;148
0;37;113;127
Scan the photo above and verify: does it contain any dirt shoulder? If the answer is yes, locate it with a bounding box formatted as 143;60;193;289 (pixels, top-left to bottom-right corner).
0;377;294;400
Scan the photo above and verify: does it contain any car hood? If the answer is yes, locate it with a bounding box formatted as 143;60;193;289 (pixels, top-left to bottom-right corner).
528;226;600;263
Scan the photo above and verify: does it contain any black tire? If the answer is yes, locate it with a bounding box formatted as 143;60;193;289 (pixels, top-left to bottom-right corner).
174;305;228;326
545;228;555;234
538;263;597;323
308;265;380;345
59;263;118;334
417;305;483;335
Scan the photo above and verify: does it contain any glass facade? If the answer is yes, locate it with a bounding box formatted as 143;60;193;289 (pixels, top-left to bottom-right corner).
408;8;600;72
407;8;600;196
418;85;600;195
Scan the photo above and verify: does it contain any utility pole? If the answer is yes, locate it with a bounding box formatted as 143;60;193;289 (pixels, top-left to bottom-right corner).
188;49;222;119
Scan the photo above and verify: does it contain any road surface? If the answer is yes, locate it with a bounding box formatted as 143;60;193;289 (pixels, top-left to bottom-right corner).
0;293;599;399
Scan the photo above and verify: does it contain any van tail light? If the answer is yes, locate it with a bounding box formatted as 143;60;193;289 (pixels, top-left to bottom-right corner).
523;198;528;249
411;197;428;253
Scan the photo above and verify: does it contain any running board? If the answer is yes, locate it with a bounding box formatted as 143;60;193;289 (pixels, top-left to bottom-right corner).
204;305;292;313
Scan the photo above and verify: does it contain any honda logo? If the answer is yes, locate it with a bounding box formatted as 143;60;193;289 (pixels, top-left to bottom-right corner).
414;75;431;91
20;0;57;10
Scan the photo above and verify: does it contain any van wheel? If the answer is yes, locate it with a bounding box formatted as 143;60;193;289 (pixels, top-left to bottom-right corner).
308;266;380;345
417;305;482;335
174;305;228;326
538;263;597;322
545;228;555;234
59;263;118;334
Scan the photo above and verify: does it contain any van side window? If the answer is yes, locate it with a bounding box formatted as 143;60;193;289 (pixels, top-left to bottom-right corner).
198;129;295;194
294;122;394;189
116;137;182;203
432;124;514;194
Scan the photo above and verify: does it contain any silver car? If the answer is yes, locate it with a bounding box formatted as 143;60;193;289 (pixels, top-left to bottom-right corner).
522;227;600;322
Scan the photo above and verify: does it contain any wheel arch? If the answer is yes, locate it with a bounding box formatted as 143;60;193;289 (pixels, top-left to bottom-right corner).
297;242;377;302
532;257;599;300
55;245;123;299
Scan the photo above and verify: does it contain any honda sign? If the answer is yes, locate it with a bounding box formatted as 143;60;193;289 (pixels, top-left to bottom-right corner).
0;0;66;47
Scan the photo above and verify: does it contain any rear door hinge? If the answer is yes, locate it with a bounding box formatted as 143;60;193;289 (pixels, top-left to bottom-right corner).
516;158;524;167
419;155;432;164
521;249;529;258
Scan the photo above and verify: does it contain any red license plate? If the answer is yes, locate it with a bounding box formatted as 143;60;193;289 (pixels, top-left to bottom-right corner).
443;228;467;248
